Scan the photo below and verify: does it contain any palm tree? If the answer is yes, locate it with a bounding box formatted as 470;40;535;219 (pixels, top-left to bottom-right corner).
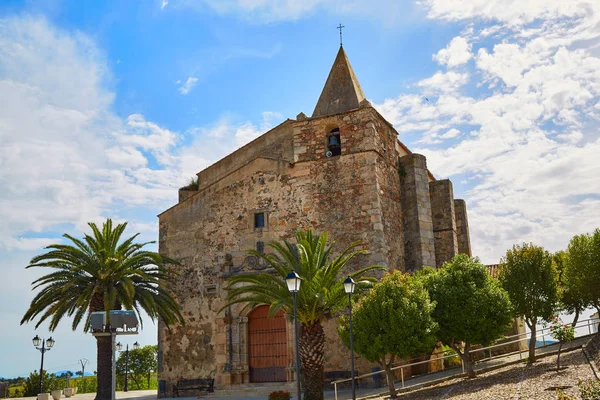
222;230;384;400
21;219;183;400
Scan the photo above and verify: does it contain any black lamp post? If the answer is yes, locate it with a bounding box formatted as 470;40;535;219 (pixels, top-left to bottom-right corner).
343;276;356;400
116;341;140;391
32;335;55;394
286;270;302;400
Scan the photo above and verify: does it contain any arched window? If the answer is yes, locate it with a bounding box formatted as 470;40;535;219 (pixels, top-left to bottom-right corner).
327;128;341;157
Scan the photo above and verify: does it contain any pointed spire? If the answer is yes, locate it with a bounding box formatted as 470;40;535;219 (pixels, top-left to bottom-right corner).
312;46;366;118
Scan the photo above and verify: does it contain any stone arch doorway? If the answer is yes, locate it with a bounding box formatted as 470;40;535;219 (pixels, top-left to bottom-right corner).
247;305;288;383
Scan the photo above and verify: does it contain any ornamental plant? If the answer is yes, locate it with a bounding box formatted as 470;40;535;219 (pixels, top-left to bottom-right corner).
578;378;600;400
547;316;575;372
338;270;438;399
499;243;559;363
423;254;514;378
268;390;291;400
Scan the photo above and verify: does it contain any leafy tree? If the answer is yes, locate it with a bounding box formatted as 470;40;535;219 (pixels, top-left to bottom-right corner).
566;230;600;324
338;271;438;399
499;243;559;362
116;345;158;390
20;219;184;400
221;230;384;400
555;250;588;327
424;254;513;378
23;370;57;396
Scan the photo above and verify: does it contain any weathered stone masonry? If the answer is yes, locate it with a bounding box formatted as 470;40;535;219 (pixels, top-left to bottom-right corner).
157;46;472;395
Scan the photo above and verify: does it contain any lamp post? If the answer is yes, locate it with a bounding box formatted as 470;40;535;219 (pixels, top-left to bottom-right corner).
116;341;140;391
286;270;302;400
32;335;55;394
343;276;356;400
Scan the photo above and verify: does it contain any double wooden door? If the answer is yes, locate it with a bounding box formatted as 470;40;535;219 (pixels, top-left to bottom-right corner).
248;305;288;382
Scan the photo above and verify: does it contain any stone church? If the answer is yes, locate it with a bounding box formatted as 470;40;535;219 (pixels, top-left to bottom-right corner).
157;45;472;394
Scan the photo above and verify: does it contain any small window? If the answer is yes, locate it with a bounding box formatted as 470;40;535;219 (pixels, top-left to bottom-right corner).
254;212;265;229
327;128;341;157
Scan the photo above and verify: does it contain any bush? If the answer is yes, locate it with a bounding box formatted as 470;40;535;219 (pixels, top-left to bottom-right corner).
441;346;462;368
578;379;600;400
268;390;291;400
22;371;57;396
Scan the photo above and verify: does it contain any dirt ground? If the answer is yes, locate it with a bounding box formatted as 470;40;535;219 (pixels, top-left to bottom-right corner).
378;349;597;400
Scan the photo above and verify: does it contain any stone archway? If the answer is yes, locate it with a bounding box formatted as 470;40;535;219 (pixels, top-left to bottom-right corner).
247;305;288;383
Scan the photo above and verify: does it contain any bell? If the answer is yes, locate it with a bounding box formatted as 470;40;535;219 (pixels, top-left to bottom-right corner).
328;135;341;149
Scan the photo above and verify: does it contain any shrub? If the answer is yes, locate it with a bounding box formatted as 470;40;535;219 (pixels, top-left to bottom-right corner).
268;390;291;400
578;379;600;400
22;371;57;396
441;346;462;368
556;389;575;400
547;316;575;371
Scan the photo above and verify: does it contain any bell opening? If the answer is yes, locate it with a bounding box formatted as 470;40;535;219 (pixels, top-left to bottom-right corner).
327;128;342;156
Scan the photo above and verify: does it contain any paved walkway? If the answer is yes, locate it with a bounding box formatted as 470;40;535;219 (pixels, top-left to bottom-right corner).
19;335;594;400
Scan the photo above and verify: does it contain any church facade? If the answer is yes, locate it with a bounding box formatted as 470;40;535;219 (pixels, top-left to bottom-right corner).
157;46;472;394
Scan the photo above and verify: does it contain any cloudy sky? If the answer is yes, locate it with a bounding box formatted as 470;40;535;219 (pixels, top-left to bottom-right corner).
1;0;599;379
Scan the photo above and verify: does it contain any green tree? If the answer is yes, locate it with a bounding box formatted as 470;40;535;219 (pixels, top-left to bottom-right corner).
425;254;513;378
499;243;559;362
555;250;588;327
221;230;384;400
338;271;438;399
20;219;184;400
566;230;600;324
22;371;56;396
116;345;158;390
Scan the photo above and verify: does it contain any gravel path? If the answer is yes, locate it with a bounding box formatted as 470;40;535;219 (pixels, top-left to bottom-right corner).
373;349;596;400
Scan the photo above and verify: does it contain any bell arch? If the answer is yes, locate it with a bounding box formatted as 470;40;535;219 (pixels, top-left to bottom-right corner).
326;127;341;157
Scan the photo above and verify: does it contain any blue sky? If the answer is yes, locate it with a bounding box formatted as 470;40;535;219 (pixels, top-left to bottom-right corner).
1;0;599;379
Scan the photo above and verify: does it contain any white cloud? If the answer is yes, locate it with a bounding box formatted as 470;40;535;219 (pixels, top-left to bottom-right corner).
439;128;461;139
416;70;469;94
0;15;282;252
161;0;169;9
177;76;198;95
433;36;472;67
375;0;600;264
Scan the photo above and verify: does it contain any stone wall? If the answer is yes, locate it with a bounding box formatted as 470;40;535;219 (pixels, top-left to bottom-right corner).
454;199;472;257
195;120;294;192
429;180;458;268
398;154;436;271
158;105;470;394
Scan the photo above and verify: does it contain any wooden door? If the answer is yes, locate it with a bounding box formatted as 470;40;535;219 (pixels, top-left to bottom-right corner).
248;305;287;382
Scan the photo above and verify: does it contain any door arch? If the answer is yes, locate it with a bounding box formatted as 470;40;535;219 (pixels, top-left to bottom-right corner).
247;305;287;383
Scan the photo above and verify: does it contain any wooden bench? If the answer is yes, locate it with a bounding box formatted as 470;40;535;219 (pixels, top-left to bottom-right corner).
173;378;214;397
325;370;360;389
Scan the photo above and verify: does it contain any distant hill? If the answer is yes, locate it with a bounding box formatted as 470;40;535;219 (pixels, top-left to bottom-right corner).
53;370;94;377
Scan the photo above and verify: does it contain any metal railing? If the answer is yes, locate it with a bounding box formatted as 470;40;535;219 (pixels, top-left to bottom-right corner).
332;317;599;400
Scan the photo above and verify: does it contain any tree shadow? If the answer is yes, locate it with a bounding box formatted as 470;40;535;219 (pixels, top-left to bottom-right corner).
397;349;591;399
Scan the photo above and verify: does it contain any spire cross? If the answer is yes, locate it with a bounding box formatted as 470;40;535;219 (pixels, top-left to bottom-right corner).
337;23;345;46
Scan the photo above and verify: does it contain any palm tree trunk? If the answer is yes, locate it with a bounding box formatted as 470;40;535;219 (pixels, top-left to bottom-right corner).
92;293;120;400
95;335;112;400
299;323;325;400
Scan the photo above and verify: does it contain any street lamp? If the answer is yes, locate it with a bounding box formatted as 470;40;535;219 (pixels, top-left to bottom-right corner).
286;270;302;400
344;276;356;400
117;341;140;392
32;335;55;394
